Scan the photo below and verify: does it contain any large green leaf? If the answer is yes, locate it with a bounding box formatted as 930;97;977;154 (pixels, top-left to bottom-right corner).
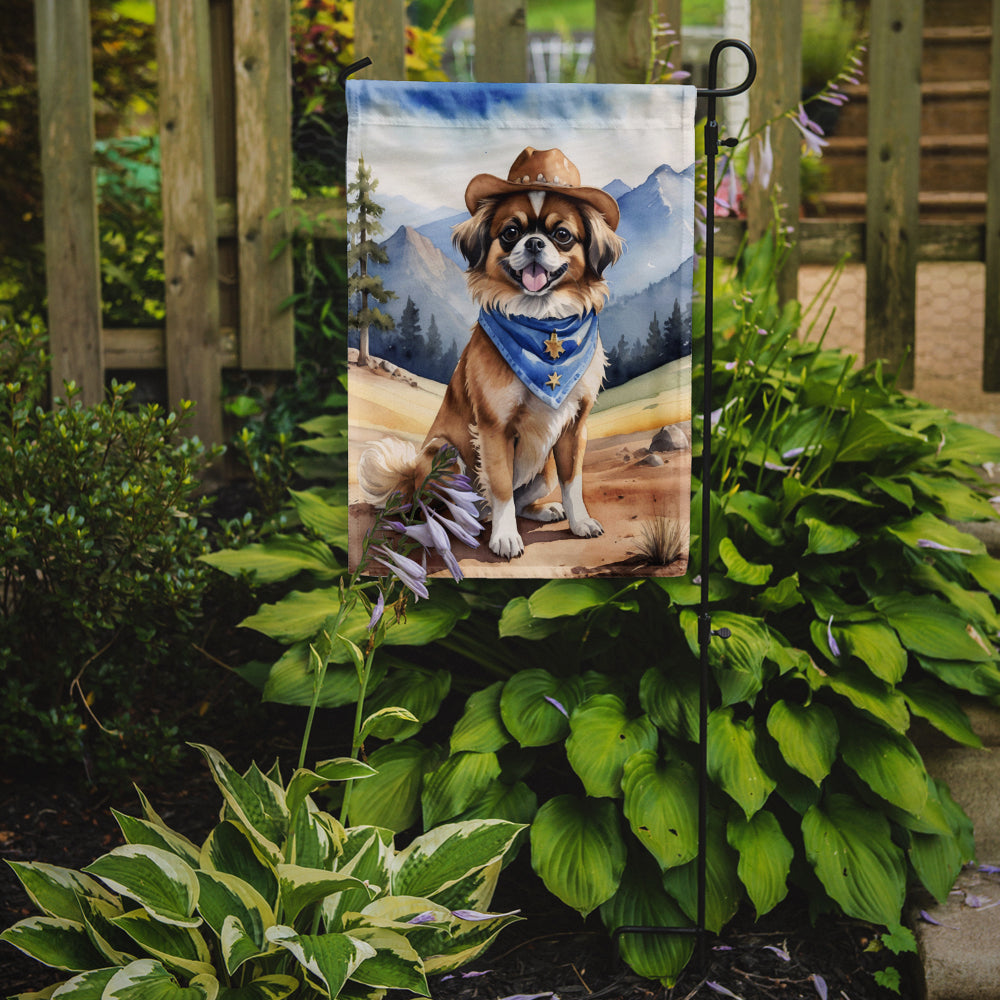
285;759;376;823
4;862;118;923
497;596;563;639
530;795;626;917
103;959;218;1000
916;655;1000;697
265;926;375;997
499;670;584;747
905;472;998;522
527;579;621;618
565;695;658;798
453;779;538;827
200;535;341;584
727;811;793;918
838;718;929;817
835;621;907;683
802;517;859;556
834;410;927;463
901;680;982;748
876;594;995;662
621;752;699;871
707;707;776;818
83;846;200;928
347;740;442;832
765;700;838;786
362;667;451;741
680;610;771;706
599;853;694;987
260;644;385;709
639;664;699;742
718;537;772;586
802;794;906;926
450;682;511;754
288;489;349;547
886;511;985;556
0;916;107;972
392;820;524;901
421;751;502;828
808;661;910;732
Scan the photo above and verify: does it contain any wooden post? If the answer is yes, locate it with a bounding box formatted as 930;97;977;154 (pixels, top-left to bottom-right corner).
864;0;923;389
474;0;526;82
983;0;1000;390
34;0;104;405
355;0;406;80
157;0;223;444
233;0;294;369
746;0;801;305
594;0;678;84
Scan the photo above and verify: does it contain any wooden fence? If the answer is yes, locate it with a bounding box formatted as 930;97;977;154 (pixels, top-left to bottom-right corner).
33;0;1000;445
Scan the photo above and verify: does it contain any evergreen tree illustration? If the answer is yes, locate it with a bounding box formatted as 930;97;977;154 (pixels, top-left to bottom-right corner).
663;298;685;361
397;296;424;366
347;156;395;365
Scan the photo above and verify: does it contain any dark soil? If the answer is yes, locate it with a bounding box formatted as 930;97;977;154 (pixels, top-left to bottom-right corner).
1;751;915;1000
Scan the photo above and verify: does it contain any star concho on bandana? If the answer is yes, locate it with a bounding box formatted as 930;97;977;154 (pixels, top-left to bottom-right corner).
546;372;561;391
543;332;566;359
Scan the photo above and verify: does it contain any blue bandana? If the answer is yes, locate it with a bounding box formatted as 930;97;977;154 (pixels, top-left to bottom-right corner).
478;308;599;409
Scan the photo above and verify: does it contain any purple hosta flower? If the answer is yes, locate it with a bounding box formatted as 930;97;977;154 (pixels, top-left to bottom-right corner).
367;590;385;631
384;516;461;581
407;911;438;925
919;909;958;929
791;103;829;157
497;994;557;1000
811;974;828;1000
370;544;429;600
451;908;521;921
715;157;742;216
827;615;841;658
441;970;493;982
917;538;973;555
544;695;569;718
746;125;774;191
979;864;1000;874
763;944;790;962
706;983;742;999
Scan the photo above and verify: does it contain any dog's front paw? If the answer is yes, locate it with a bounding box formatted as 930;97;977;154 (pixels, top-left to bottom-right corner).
490;529;525;559
570;517;604;538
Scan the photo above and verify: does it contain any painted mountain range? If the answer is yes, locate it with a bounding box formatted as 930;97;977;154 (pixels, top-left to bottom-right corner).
354;162;695;387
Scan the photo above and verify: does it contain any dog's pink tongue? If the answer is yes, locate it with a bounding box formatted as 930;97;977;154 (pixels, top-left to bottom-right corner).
522;263;548;292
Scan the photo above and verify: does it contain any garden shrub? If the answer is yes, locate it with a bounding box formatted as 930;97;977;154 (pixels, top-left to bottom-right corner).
0;316;220;784
206;232;1000;985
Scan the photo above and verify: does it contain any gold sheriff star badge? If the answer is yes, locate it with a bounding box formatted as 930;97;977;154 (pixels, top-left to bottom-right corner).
543;331;566;359
546;371;561;391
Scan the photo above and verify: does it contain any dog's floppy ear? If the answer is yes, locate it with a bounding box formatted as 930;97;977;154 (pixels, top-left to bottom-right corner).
452;200;496;269
581;204;626;278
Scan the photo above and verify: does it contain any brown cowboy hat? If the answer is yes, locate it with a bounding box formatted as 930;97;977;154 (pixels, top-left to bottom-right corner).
464;146;621;231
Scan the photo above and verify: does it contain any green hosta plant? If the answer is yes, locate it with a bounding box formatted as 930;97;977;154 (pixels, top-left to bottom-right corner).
1;744;523;999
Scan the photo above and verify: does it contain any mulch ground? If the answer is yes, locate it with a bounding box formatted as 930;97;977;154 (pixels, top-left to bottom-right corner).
1;744;913;1000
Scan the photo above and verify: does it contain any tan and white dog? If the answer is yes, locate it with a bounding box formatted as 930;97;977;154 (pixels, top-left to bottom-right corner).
358;147;625;559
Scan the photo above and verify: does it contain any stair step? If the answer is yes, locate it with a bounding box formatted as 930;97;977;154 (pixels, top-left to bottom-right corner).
813;190;987;222
922;25;993;82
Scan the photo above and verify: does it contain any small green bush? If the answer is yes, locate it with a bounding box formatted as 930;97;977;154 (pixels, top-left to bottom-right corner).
0;317;220;783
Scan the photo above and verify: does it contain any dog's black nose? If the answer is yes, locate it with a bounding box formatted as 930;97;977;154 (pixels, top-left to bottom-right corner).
524;236;546;255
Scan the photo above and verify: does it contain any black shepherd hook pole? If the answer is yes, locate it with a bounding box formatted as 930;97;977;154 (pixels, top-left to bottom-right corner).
338;56;373;90
612;37;755;975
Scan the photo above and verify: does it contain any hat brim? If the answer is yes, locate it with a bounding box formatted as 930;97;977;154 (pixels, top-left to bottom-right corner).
464;174;621;231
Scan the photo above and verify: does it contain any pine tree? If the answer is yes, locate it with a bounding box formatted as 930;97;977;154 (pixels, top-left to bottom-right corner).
645;310;663;366
425;313;443;377
347;157;396;366
397;295;423;364
663;298;685;362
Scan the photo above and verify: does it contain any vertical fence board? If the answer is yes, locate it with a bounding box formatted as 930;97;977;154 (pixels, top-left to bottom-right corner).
864;0;923;389
34;0;103;404
157;0;222;444
233;0;294;369
746;0;801;304
594;0;663;84
355;0;406;80
983;0;1000;390
474;0;526;82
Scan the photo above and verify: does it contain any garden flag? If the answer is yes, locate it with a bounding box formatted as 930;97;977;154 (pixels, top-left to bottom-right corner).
346;81;696;579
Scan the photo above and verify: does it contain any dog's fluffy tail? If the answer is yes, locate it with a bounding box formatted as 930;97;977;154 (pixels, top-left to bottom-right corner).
358;437;420;506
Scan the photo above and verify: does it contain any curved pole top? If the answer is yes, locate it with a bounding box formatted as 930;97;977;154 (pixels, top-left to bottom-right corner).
697;39;756;99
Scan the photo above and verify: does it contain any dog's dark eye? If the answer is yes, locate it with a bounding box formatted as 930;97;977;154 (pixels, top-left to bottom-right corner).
551;226;575;248
499;222;522;249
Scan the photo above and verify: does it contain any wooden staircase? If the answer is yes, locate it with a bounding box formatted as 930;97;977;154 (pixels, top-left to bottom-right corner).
816;0;992;221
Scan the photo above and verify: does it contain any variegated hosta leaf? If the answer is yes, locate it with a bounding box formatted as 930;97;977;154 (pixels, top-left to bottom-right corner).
706;707;776;819
323;829;393;931
110;907;214;978
565;695;658;799
424;859;501;916
276;864;375;925
4;861;118;922
450;681;511;754
285;760;375;824
200;822;278;910
727;810;793;918
78;894;136;966
102;958;218;999
621;751;699;871
214;974;299;1000
529;795;626;917
45;966;118;997
83;846;200;928
112;810;201;868
345;926;429;995
190;745;287;863
421;907;522;975
391;820;524;901
802;793;906;926
499;669;585;747
0;916;107;972
265;926;375;998
838;718;929;817
195;871;274;974
288;802;343;870
599;853;694;987
661;811;742;934
765;700;838;786
421;751;501;829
